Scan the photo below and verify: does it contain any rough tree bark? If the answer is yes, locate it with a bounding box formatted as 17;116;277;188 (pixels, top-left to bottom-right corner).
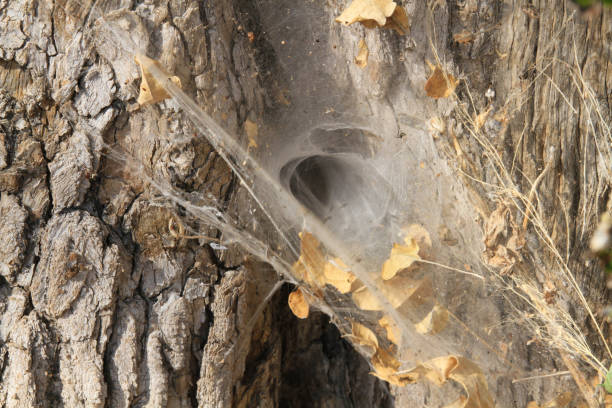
0;0;609;407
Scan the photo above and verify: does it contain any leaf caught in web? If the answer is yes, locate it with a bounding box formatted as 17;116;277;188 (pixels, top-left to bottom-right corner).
382;225;431;280
379;314;401;345
381;239;420;280
425;66;458;99
350;321;379;352
288;288;309;319
292;232;326;286
414;304;449;335
324;257;357;294
393;356;495;406
135;54;182;106
352;275;432;311
336;0;410;34
370;347;401;384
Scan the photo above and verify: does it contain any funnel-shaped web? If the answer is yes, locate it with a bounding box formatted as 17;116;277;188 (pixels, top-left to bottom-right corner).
58;0;604;405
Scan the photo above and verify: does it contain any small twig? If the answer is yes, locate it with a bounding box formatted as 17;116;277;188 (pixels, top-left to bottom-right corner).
413;258;485;281
512;370;571;383
522;161;551;231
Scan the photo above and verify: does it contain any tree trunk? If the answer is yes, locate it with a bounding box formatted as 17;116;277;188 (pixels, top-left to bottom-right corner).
0;0;609;407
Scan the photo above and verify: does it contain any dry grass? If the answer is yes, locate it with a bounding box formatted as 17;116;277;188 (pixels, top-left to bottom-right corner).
439;9;612;404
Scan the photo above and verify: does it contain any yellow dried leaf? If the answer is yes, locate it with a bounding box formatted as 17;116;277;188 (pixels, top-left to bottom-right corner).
336;0;397;26
336;0;409;34
414;304;449;335
385;5;410;35
425;356;458;384
381;239;420;280
244;119;258;149
292;257;307;282
288;288;309;319
323;258;356;294
292;232;326;286
135;54;182;106
352;276;430;311
355;39;369;68
370;347;401;384
378;315;401;345
444;357;494;408
351;321;379;351
402;224;432;255
394;356;495;407
425;66;458;99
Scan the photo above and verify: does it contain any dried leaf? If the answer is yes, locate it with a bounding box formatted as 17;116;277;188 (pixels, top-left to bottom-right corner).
447;357;495;407
414;304;449;335
381;239;420;280
288;288;309;319
486;246;514;269
355;39;369;68
425;66;458;99
292;232;326;286
352;276;431;310
386;5;410;35
351;321;379;351
402;224;432;256
336;0;396;26
379;315;401;345
395;356;495;407
484;203;510;248
324;258;356;294
336;0;409;34
293;232;358;293
483;203;524;274
135;54;182;106
244;119;258;149
370;347;401;384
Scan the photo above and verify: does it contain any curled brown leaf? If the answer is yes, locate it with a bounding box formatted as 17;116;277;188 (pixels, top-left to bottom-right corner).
288;288;309;319
425;66;458;99
135;54;182;106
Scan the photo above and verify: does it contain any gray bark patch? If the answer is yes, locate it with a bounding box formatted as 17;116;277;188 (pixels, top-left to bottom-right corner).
48;132;93;211
74;63;116;117
0;193;27;283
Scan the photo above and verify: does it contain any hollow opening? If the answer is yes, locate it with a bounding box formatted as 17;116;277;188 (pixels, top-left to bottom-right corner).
288;155;339;220
280;154;392;241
